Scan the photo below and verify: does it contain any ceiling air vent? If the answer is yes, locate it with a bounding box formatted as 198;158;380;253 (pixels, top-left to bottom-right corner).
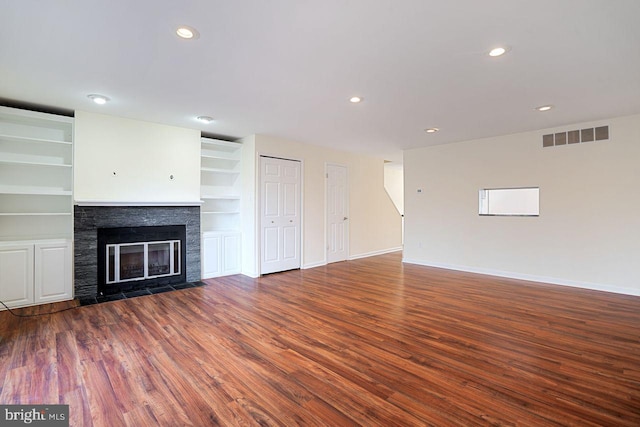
542;125;609;147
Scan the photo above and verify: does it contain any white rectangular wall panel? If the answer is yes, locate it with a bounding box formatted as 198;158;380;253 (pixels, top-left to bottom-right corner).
74;111;201;203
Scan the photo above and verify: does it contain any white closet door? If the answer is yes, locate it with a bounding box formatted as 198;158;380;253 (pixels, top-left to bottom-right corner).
260;156;301;275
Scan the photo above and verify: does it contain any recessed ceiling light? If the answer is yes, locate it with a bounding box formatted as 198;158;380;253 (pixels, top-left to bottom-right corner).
424;127;439;133
489;47;508;57
196;116;214;123
349;96;362;103
87;94;110;105
176;26;200;39
535;105;553;112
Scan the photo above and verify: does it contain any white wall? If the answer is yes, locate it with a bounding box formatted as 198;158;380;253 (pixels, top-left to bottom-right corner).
404;113;640;295
384;163;404;215
74;111;201;203
241;134;402;275
349;156;402;259
239;135;258;277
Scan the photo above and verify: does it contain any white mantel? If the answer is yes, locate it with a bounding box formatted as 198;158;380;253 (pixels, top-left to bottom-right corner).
74;200;203;207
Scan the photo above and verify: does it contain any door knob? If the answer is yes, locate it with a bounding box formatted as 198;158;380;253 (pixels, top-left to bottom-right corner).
343;217;348;220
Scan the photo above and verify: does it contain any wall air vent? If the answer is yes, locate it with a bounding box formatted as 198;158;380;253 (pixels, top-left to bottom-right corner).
542;125;609;147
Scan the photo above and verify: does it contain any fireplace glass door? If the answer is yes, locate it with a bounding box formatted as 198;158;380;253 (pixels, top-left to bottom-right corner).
119;244;145;280
106;240;181;284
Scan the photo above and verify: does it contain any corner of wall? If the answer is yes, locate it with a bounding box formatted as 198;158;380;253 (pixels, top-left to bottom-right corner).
240;135;257;277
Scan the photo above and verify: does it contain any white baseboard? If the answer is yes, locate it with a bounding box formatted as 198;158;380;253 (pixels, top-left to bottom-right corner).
299;247;404;270
240;270;260;278
303;261;327;270
402;258;640;297
349;246;403;261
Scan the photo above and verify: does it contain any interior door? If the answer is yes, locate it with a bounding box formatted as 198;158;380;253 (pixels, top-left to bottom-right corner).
327;163;348;263
260;156;301;274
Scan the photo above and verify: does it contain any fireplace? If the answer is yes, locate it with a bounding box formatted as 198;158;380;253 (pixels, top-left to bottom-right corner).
107;241;180;282
74;205;200;299
97;225;186;295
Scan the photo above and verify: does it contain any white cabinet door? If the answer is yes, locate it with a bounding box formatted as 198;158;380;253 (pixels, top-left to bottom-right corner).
0;244;34;308
202;232;241;279
222;233;241;275
34;241;72;304
202;234;222;279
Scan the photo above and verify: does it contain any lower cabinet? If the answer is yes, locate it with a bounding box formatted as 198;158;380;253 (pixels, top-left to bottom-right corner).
34;241;73;305
0;240;72;309
202;232;241;279
0;244;34;308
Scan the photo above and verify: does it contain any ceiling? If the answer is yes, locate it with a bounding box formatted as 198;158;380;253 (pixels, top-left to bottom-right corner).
2;0;639;162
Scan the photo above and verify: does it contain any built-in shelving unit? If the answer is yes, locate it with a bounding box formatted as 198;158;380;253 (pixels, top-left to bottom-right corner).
200;138;242;233
0;107;74;240
0;106;74;308
200;137;242;278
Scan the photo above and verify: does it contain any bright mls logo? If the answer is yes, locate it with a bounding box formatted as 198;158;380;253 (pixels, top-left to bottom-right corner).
1;405;68;426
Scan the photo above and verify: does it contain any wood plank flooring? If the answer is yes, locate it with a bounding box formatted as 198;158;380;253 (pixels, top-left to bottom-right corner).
1;252;640;426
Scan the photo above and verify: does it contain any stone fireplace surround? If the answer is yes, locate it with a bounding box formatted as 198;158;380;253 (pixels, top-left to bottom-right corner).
74;205;200;299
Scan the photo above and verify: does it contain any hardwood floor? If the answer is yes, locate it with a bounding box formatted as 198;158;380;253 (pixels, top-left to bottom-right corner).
1;252;640;426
